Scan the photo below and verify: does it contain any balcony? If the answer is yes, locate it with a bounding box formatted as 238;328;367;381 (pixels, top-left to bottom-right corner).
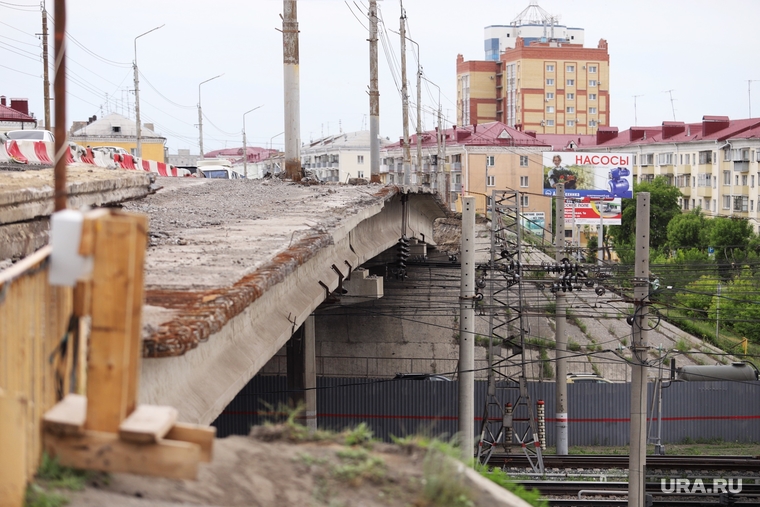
658;164;674;175
380;164;389;174
452;182;462;192
696;186;712;197
734;161;750;172
680;186;692;196
452;162;462;171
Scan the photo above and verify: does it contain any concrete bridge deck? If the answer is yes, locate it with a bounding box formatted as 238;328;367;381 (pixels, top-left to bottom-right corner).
121;177;448;424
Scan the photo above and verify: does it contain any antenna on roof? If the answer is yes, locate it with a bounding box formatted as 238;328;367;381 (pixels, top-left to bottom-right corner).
663;89;676;121
632;94;644;126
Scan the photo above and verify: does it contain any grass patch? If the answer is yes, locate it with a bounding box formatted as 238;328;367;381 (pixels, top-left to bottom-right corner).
477;466;548;507
540;347;554;379
343;422;375;448
567;311;587;334
26;453;104;507
675;338;690;353
568;340;581;352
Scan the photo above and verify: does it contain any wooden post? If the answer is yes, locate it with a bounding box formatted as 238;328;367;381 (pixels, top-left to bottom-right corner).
83;211;147;432
0;393;27;507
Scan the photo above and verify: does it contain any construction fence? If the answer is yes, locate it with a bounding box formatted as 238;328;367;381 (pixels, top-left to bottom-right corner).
214;375;760;447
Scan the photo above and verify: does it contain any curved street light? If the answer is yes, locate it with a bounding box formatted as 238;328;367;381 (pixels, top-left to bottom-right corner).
198;74;223;158
134;24;164;158
242;105;264;178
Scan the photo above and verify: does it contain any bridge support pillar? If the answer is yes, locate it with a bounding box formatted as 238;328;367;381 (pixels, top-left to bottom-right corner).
287;315;316;430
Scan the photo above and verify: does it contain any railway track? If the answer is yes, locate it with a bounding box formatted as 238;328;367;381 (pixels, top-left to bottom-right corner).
489;453;760;471
513;480;760;506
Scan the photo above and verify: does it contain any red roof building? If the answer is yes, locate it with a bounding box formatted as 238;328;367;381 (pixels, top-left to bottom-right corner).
0;96;37;132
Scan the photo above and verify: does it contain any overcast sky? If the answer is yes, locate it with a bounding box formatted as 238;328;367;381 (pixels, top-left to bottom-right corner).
1;0;757;155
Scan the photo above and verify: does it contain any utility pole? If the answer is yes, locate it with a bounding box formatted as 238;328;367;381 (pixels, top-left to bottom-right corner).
416;65;422;184
399;2;411;186
243;105;263;179
629;192;650;507
715;282;721;341
52;0;66;212
283;0;302;181
435;106;442;192
368;0;380;183
41;3;50;131
664;90;676;121
554;183;568;455
459;196;476;460
198;74;222;159
598;199;604;264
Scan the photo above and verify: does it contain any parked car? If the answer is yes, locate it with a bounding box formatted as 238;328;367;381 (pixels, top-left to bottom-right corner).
5;129;55;143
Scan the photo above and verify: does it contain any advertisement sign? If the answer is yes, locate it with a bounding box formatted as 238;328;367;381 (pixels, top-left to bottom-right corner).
543;152;633;200
521;211;546;236
565;199;621;226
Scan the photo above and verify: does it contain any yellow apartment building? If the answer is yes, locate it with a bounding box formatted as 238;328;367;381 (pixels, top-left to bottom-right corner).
70;112;167;163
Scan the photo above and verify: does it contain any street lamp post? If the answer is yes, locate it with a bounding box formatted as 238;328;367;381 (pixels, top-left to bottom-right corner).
242;105;264;178
198;74;223;158
134;24;164;159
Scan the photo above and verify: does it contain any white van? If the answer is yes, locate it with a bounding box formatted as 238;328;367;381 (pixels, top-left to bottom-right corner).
6;129;55;143
197;159;242;179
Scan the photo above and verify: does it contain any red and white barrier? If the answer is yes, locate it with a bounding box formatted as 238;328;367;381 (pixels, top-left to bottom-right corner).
1;139;186;177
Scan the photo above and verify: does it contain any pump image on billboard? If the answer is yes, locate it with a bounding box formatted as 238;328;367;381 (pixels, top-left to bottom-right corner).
543;152;633;199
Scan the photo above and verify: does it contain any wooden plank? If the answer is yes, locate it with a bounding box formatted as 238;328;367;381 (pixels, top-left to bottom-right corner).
119;405;178;444
86;214;138;432
44;430;201;480
165;423;216;463
0;245;50;287
78;208;110;256
0;394;27;507
73;279;91;317
43;394;86;436
124;213;147;418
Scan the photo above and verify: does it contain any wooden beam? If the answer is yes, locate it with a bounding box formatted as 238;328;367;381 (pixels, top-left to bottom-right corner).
44;430;201;480
0;394;27;507
119;405;177;444
43;394;86;436
85;212;147;432
165;423;216;463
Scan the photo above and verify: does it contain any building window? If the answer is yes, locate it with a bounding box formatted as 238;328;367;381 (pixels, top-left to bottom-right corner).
546;64;554;72
589;93;597;100
641;154;654;166
486;155;495;166
752;175;755;188
566;120;575;127
520;194;529;207
567;107;575;113
685;153;690;164
658;153;673;165
723;171;731;185
357;170;364;178
712;199;716;211
520;175;529;187
547;78;555;86
752;200;755;212
520;155;528;167
742;175;748;186
588;65;598;73
546;106;555;113
566;79;575;86
723;195;731;209
546;119;555;126
546;92;554;100
487;175;495;186
589;107;597;114
700;151;713;165
589;80;597;87
357;155;364;164
589;120;597;127
566;93;575;100
566;65;575;72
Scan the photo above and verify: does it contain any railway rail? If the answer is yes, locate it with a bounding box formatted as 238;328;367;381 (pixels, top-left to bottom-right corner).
489;454;760;471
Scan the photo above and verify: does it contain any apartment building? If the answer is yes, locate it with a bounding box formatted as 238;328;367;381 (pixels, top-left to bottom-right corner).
539;115;760;231
381;122;552;231
301;130;391;182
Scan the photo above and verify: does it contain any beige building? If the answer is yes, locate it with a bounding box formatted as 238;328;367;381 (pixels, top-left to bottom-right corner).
457;37;610;136
70;113;167;163
381;122;553;234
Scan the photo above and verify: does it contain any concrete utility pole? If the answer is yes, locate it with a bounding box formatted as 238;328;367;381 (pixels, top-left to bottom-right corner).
368;0;380;183
53;0;66;212
134;24;163;159
399;2;411;186
198;74;222;159
416;65;422;183
41;4;50;131
629;192;650;507
459;196;476;460
283;0;302;181
554;184;568;455
598;200;604;264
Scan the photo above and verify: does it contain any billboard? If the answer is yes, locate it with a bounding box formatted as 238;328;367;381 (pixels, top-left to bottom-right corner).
565;199;621;226
543;152;633;200
521;211;546;236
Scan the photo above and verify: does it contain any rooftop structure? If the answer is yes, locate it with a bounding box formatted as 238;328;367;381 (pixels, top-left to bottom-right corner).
0;96;36;133
70;112;167;162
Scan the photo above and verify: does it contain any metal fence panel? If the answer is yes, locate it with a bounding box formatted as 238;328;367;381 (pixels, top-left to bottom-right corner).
213;377;760;446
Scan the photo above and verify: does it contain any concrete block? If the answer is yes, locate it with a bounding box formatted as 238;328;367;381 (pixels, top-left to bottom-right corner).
322;357;369;377
320;341;377;358
376;342;434;359
341;268;383;304
369;358;414;377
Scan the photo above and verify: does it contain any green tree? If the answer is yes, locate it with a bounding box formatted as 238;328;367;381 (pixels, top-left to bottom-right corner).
709;216;755;262
667;208;710;250
709;269;760;343
609;177;682;262
677;275;719;317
